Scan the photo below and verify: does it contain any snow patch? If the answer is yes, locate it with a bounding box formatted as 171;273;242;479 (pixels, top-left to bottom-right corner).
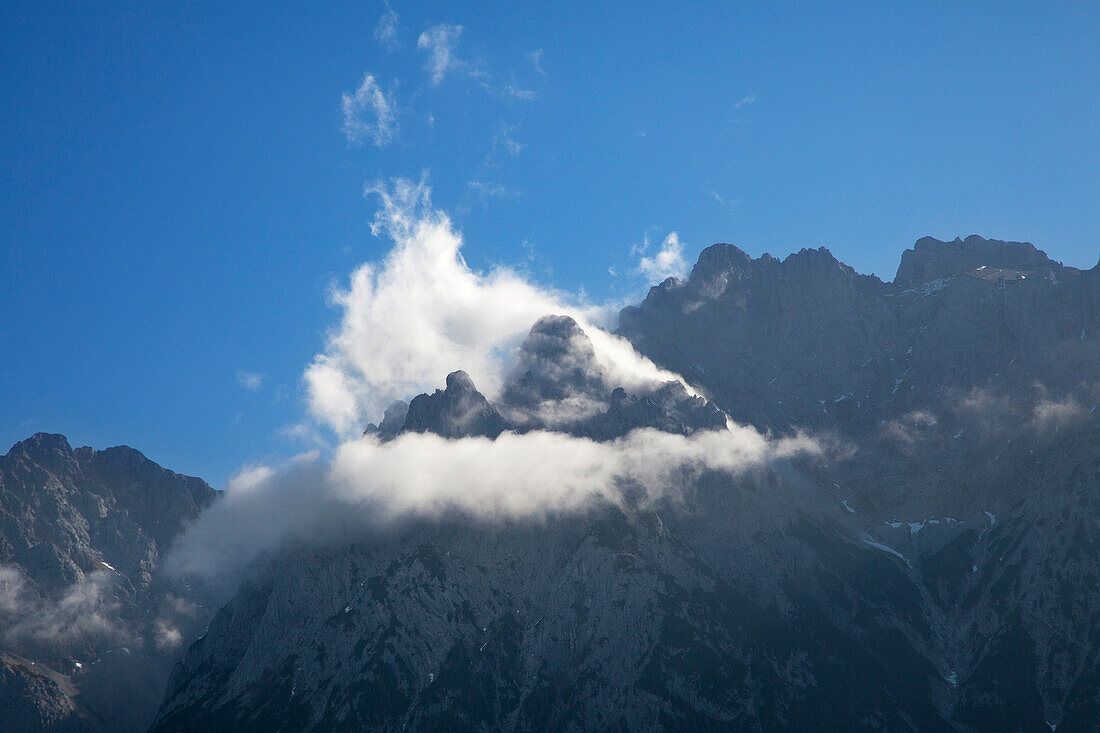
860;534;908;564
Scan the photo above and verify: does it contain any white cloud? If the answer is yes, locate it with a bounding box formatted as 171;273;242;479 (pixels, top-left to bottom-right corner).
373;0;400;51
341;73;397;147
708;190;739;213
417;24;467;85
735;94;756;109
302;175;685;437
237;370;264;391
495;125;524;156
168;427;819;580
1032;397;1084;430
527;48;546;77
502;73;537;101
227;462;276;494
636;232;689;283
331;428;816;520
468;179;519;203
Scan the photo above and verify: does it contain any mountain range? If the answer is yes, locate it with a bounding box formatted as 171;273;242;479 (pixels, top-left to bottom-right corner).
4;235;1099;731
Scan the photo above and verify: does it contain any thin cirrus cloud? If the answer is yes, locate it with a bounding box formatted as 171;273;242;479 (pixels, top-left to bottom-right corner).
708;190;740;213
467;180;519;204
237;370;264;391
340;73;397;147
734;93;756;109
527;48;546;77
373;0;400;51
416;24;470;86
415;22;533;100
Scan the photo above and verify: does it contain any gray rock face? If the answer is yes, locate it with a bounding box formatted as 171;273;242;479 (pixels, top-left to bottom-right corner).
619;236;1100;434
496;315;727;439
151;469;957;732
501;314;609;413
402;371;511;439
363;400;410;440
386;316;728;444
895;235;1060;285
0;434;218;732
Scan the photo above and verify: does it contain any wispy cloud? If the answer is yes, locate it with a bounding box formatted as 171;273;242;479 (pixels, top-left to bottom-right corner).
708;190;740;212
492;123;524;157
734;93;756;110
373;0;400;51
341;73;397;147
527;48;546;77
468;179;519;204
502;72;538;101
417;24;471;86
237;370;265;391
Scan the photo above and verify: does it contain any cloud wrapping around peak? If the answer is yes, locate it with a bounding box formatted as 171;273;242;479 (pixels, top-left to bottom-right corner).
637;232;689;283
341;73;397;147
303;176;683;436
168;426;820;581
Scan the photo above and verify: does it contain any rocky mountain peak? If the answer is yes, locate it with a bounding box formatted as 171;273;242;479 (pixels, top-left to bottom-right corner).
401;371;510;439
687;242;752;284
4;433;80;480
0;435;220;732
500;316;607;413
894;235;1059;284
444;369;476;394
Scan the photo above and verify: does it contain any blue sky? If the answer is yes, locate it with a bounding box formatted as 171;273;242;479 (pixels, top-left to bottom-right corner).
3;1;1099;485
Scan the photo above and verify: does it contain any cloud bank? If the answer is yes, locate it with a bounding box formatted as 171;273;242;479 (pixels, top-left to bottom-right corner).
169;427;818;581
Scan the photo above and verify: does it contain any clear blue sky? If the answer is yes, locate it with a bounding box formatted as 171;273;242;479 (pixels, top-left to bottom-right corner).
3;1;1098;485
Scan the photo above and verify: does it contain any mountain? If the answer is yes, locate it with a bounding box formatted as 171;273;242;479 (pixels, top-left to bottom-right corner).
2;235;1083;731
618;235;1100;727
147;236;1100;731
0;434;218;732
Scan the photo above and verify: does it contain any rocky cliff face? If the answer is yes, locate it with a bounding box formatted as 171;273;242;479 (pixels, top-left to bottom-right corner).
133;237;1100;729
0;434;218;732
619;236;1098;436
